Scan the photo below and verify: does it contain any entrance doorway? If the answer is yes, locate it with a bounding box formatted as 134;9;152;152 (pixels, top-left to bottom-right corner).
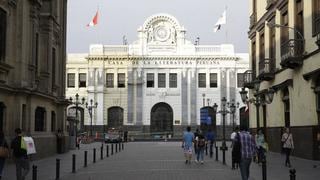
107;107;123;128
150;102;173;133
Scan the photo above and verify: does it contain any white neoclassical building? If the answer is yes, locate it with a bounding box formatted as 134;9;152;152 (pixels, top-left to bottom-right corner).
66;14;249;136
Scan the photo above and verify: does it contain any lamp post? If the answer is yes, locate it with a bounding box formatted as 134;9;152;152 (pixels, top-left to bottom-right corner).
85;99;98;137
69;93;85;149
239;84;274;180
213;97;234;165
228;100;240;130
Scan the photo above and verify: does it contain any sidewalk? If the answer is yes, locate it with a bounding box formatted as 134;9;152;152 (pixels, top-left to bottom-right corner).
3;141;320;180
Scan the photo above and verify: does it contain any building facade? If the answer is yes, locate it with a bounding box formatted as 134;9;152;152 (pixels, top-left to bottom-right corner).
247;0;320;160
66;14;249;137
0;0;69;158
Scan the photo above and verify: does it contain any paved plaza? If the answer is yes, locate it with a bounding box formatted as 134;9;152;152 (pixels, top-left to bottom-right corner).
2;141;320;180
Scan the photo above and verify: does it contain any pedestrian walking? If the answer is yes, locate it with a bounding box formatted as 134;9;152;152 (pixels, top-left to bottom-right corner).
235;125;256;180
11;128;30;180
193;128;200;159
231;126;240;169
0;131;9;179
196;131;206;164
281;127;294;167
206;128;215;158
255;128;266;164
182;126;194;164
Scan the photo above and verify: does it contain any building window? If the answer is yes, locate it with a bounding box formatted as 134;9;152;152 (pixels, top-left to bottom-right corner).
313;0;320;35
210;73;217;88
147;73;154;88
51;111;56;132
252;41;256;77
35;107;46;131
0;102;5;131
0;8;6;62
295;0;304;38
22;104;26;131
34;33;39;76
282;88;290;127
259;32;265;62
118;73;125;88
158;73;166;88
67;73;75;88
79;73;86;88
269;17;276;69
52;48;56;89
169;73;177;88
237;73;244;87
198;73;206;88
281;9;289;44
106;73;114;88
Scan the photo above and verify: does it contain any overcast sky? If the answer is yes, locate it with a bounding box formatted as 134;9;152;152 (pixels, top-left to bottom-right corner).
67;0;249;53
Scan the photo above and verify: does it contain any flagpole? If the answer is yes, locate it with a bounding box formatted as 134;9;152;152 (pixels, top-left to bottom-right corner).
225;6;228;43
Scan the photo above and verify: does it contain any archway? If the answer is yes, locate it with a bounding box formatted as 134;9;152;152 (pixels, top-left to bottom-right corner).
107;107;123;128
67;106;84;132
150;102;173;133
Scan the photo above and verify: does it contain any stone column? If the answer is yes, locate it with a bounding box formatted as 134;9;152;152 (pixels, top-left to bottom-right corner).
96;68;104;126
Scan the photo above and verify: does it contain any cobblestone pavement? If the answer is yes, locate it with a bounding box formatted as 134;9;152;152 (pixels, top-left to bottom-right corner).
2;141;320;180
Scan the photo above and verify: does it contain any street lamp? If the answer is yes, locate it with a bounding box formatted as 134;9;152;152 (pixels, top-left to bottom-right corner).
228;100;240;130
69;93;85;149
85;99;98;137
213;97;235;165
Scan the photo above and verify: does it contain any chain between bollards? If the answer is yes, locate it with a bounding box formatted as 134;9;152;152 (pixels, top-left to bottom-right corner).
215;145;218;161
32;165;37;180
56;159;60;180
72;154;76;173
290;169;296;180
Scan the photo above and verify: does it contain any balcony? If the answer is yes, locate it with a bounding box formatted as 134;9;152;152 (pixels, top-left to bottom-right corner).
243;70;256;89
280;39;304;69
258;58;275;81
266;0;276;9
250;12;257;29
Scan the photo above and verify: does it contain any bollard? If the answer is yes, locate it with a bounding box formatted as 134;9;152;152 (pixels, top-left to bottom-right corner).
56;159;60;180
72;154;76;173
119;142;121;152
32;165;37;180
122;142;124;150
93;148;96;163
215;146;218;161
111;144;114;155
106;144;109;157
84;151;88;167
116;143;118;153
262;157;267;180
100;146;103;160
290;169;296;180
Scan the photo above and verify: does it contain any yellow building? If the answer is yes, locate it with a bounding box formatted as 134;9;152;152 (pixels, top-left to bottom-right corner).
245;0;320;160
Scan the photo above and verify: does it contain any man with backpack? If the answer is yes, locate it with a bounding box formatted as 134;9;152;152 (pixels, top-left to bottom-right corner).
11;128;30;180
196;131;206;164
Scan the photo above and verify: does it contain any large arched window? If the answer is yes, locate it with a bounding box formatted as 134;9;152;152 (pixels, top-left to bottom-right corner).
35;107;46;131
0;8;7;62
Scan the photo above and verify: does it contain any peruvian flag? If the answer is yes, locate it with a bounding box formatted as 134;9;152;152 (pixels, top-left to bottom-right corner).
87;10;99;27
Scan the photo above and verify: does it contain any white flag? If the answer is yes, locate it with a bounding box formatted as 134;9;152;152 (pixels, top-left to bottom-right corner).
213;10;226;32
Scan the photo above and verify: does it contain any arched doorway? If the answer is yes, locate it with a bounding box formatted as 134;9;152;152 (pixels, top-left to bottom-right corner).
107;107;123;128
200;106;216;133
150;102;173;133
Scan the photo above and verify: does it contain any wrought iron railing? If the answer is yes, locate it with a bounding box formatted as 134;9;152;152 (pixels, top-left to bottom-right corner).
266;0;276;9
280;39;304;63
259;58;275;75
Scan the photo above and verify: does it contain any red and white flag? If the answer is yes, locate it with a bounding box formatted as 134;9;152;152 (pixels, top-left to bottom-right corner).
87;10;99;27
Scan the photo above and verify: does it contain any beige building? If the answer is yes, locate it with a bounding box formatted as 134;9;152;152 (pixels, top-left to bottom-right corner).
0;0;69;158
246;0;320;160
